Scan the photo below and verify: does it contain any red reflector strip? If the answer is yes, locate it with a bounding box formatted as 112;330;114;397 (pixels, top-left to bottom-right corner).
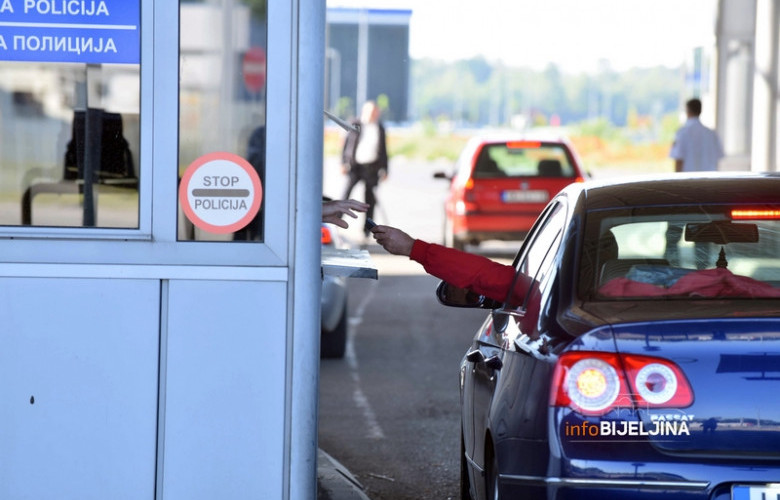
321;226;332;245
731;209;780;220
506;140;541;149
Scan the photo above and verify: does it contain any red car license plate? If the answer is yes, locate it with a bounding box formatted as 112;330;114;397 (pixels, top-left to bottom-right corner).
501;189;548;203
732;484;780;499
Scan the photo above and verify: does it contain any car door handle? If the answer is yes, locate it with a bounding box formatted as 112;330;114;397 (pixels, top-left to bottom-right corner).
484;355;503;371
466;349;485;363
466;349;503;371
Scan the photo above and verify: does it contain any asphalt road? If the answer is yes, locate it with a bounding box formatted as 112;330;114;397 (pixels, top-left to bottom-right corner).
318;156;516;499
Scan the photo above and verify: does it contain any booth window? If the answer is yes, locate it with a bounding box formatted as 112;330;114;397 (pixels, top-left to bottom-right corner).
0;4;141;229
178;0;267;242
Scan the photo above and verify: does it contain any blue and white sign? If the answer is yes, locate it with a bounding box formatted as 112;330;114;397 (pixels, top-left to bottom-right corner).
0;0;139;64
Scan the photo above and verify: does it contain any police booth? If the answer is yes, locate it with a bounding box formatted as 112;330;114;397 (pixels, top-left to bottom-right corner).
0;1;327;498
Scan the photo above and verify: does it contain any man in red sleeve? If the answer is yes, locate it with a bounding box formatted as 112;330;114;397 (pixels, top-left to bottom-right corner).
370;224;518;304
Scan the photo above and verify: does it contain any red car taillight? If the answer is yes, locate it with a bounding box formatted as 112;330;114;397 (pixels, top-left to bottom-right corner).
550;351;693;416
453;182;479;214
731;208;780;220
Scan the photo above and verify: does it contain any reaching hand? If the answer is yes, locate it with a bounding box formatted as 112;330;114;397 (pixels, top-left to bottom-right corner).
322;199;369;229
370;225;415;257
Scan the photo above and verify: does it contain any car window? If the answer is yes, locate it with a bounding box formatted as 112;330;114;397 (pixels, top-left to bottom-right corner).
580;204;780;300
473;142;577;179
507;202;566;310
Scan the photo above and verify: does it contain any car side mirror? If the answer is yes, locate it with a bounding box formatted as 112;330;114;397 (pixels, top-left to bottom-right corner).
435;281;501;309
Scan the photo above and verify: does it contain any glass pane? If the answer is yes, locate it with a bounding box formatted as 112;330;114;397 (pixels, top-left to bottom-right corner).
582;205;780;300
178;0;267;242
0;3;141;228
508;203;564;309
477;142;576;178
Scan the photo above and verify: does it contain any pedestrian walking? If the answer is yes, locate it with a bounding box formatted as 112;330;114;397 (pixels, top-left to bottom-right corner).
666;97;725;265
669;97;724;172
341;100;388;236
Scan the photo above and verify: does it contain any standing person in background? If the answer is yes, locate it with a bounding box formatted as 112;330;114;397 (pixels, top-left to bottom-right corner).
341;100;389;236
666;98;724;266
669;97;724;172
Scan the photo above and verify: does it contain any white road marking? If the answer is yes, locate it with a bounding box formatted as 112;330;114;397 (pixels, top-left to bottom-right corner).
345;279;385;439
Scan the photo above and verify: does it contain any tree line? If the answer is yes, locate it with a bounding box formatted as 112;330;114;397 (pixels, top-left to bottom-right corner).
410;57;686;132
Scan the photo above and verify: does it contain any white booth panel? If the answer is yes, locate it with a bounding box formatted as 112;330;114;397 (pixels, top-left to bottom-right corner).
0;277;160;500
163;280;287;500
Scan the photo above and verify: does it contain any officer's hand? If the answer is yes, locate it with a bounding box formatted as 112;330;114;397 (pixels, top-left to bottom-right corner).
322;199;369;228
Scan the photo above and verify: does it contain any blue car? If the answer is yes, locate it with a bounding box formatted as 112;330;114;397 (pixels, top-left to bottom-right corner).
447;173;780;500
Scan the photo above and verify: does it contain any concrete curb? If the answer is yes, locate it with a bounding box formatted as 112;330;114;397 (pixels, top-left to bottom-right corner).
317;449;371;500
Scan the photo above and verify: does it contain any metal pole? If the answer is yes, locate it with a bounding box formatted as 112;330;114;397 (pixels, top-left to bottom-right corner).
289;0;325;497
82;107;102;226
82;63;103;226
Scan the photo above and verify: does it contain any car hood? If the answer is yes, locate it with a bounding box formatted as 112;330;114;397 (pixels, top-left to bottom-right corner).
608;318;780;460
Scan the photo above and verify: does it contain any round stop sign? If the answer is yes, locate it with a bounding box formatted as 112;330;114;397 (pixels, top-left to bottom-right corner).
243;47;266;93
179;152;263;234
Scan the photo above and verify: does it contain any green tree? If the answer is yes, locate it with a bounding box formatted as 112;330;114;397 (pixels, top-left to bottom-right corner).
244;0;267;20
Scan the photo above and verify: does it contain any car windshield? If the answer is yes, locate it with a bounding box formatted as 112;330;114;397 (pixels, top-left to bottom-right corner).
579;204;780;300
473;142;576;179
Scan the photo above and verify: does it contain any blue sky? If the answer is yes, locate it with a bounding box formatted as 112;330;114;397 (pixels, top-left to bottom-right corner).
327;0;718;73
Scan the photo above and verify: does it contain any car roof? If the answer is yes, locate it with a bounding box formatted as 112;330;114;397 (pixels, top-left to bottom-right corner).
563;172;780;210
466;131;572;145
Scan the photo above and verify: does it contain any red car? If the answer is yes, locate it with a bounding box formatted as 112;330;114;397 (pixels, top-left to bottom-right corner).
437;135;586;250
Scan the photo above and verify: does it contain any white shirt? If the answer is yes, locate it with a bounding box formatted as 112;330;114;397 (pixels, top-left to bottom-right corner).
669;118;724;172
354;122;380;165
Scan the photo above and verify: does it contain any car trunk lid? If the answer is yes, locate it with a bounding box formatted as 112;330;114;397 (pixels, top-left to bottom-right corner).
610;318;780;459
468;176;573;214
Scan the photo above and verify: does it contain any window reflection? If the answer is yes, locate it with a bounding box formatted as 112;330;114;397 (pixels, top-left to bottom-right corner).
0;62;140;228
0;0;141;229
178;0;267;242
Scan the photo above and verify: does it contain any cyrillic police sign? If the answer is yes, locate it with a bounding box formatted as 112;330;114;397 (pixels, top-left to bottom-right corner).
0;0;139;64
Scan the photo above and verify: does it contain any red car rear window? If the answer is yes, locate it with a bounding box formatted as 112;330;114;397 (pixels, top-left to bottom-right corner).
473;142;577;179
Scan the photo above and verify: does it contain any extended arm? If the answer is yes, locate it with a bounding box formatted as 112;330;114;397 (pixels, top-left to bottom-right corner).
371;225;517;303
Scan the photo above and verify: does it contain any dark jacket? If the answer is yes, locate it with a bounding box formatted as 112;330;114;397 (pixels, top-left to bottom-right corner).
341;120;388;176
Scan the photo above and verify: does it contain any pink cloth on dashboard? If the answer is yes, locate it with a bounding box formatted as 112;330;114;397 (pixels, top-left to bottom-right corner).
600;268;780;299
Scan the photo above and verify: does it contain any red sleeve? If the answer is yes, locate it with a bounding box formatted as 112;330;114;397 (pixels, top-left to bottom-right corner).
409;240;516;303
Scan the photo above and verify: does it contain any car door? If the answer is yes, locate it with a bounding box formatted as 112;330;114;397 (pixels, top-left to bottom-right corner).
462;302;504;480
484;201;568;480
462;201;564;470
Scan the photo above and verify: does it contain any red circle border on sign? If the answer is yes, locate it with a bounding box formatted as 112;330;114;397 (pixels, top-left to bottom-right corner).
179;151;264;234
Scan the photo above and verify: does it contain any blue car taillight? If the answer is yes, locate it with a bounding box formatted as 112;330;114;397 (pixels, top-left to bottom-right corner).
550;352;694;416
